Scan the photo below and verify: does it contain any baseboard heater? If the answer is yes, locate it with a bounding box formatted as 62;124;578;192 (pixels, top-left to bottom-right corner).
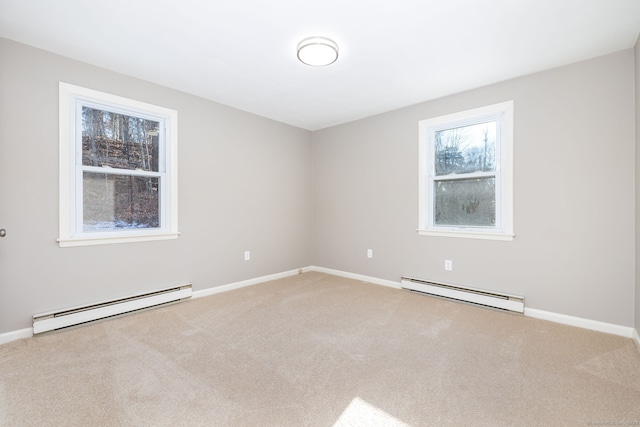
33;284;192;335
400;276;524;314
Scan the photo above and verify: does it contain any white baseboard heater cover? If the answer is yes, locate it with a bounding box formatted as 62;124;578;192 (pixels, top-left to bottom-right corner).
401;276;524;314
33;284;192;334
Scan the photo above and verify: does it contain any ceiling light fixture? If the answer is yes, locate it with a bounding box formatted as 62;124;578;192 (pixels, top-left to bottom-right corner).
297;36;339;67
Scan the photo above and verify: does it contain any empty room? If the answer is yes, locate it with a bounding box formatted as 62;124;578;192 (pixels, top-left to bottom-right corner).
1;0;640;425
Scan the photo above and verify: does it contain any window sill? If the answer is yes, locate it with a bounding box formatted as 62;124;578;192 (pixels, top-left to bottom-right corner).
58;232;180;247
417;229;514;241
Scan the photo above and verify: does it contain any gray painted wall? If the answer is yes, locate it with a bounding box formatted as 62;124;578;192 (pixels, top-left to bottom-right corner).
1;37;638;335
0;38;312;333
312;50;636;327
635;35;640;334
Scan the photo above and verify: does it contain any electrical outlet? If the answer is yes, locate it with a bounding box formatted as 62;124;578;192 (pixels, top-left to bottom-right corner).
244;251;250;261
445;259;452;271
367;249;373;258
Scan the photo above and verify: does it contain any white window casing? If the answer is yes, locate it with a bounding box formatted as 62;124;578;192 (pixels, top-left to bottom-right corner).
58;82;179;247
418;101;514;241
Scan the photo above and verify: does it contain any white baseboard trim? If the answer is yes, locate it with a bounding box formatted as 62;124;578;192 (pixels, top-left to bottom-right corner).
192;268;303;299
3;268;638;351
307;266;402;289
524;308;634;338
308;267;637;341
311;268;639;343
0;328;33;345
0;269;304;346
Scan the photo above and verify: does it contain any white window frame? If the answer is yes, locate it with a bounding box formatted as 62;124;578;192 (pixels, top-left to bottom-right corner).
418;101;513;241
58;82;179;247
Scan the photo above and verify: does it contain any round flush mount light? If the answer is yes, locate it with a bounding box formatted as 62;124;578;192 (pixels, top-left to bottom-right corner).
297;36;339;66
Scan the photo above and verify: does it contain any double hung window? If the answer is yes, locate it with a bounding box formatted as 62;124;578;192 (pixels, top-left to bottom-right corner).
59;83;178;247
418;101;513;240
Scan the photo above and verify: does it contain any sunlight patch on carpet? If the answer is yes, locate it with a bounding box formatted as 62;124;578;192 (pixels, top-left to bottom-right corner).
333;397;410;427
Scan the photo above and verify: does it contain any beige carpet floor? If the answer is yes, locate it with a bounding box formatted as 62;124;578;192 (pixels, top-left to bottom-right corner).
1;272;639;426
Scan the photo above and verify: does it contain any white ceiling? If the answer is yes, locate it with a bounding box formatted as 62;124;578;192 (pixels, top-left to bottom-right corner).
1;0;639;130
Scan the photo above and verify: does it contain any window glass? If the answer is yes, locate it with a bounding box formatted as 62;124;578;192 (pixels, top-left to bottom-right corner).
83;172;160;231
82;107;160;171
434;121;496;175
434;177;495;226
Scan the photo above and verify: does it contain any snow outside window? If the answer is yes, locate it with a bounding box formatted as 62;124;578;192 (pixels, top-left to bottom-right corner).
58;83;179;247
418;101;514;241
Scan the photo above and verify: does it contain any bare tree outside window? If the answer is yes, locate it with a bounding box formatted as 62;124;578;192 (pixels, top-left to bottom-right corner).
433;121;496;227
81;107;161;231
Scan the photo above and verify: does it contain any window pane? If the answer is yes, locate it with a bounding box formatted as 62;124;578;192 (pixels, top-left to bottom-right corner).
434;177;495;226
83;172;159;231
435;121;496;175
82;107;160;171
